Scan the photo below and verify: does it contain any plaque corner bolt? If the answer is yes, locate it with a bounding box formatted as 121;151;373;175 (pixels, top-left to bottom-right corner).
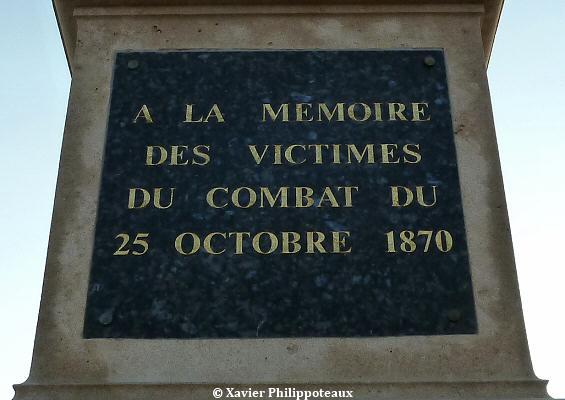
424;56;436;67
127;59;139;70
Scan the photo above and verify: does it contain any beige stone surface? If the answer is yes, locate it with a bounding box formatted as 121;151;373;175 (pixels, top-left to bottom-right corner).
14;3;552;399
52;0;505;72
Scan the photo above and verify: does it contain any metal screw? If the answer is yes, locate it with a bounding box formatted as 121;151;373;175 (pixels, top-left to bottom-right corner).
127;59;139;70
447;309;462;322
98;309;114;326
424;56;436;67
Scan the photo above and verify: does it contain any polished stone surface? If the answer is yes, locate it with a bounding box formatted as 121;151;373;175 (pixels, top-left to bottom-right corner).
83;50;476;339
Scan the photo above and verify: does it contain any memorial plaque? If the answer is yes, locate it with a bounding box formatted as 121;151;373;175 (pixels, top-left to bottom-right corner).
84;50;477;339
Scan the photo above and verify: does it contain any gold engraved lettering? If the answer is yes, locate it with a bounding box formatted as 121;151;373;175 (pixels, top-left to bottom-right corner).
228;232;251;255
318;187;340;208
381;144;400;164
133;104;154;123
347;144;375;164
385;230;453;253
206;187;229;209
153;188;175;209
296;103;313;122
203;232;226;255
373;103;383;121
170;146;190;166
281;232;301;254
295;187;315;208
260;102;431;122
146;146;168;166
128;188;174;209
391;186;413;207
337;186;359;207
208;186;358;208
184;104;225;123
412;102;431;121
284;145;307;164
128;188;150;209
259;187;289;208
252;232;279;254
175;232;200;255
145;145;211;166
317;103;345;122
388;103;408;121
391;186;437;207
174;231;352;255
232;187;257;208
248;145;270;165
307;144;329;164
332;231;351;253
347;103;372;122
262;104;289;122
402;144;422;163
192;145;211;165
306;232;327;253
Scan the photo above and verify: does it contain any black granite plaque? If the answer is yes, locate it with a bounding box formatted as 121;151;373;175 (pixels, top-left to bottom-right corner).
83;50;477;339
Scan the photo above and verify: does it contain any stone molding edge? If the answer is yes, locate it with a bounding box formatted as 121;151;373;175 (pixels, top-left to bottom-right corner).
73;4;485;16
14;380;552;399
54;0;495;74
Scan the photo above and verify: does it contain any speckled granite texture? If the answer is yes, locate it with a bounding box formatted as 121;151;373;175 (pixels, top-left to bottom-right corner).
83;50;476;338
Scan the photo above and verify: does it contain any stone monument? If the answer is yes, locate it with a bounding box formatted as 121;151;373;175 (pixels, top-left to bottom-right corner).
14;0;557;399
